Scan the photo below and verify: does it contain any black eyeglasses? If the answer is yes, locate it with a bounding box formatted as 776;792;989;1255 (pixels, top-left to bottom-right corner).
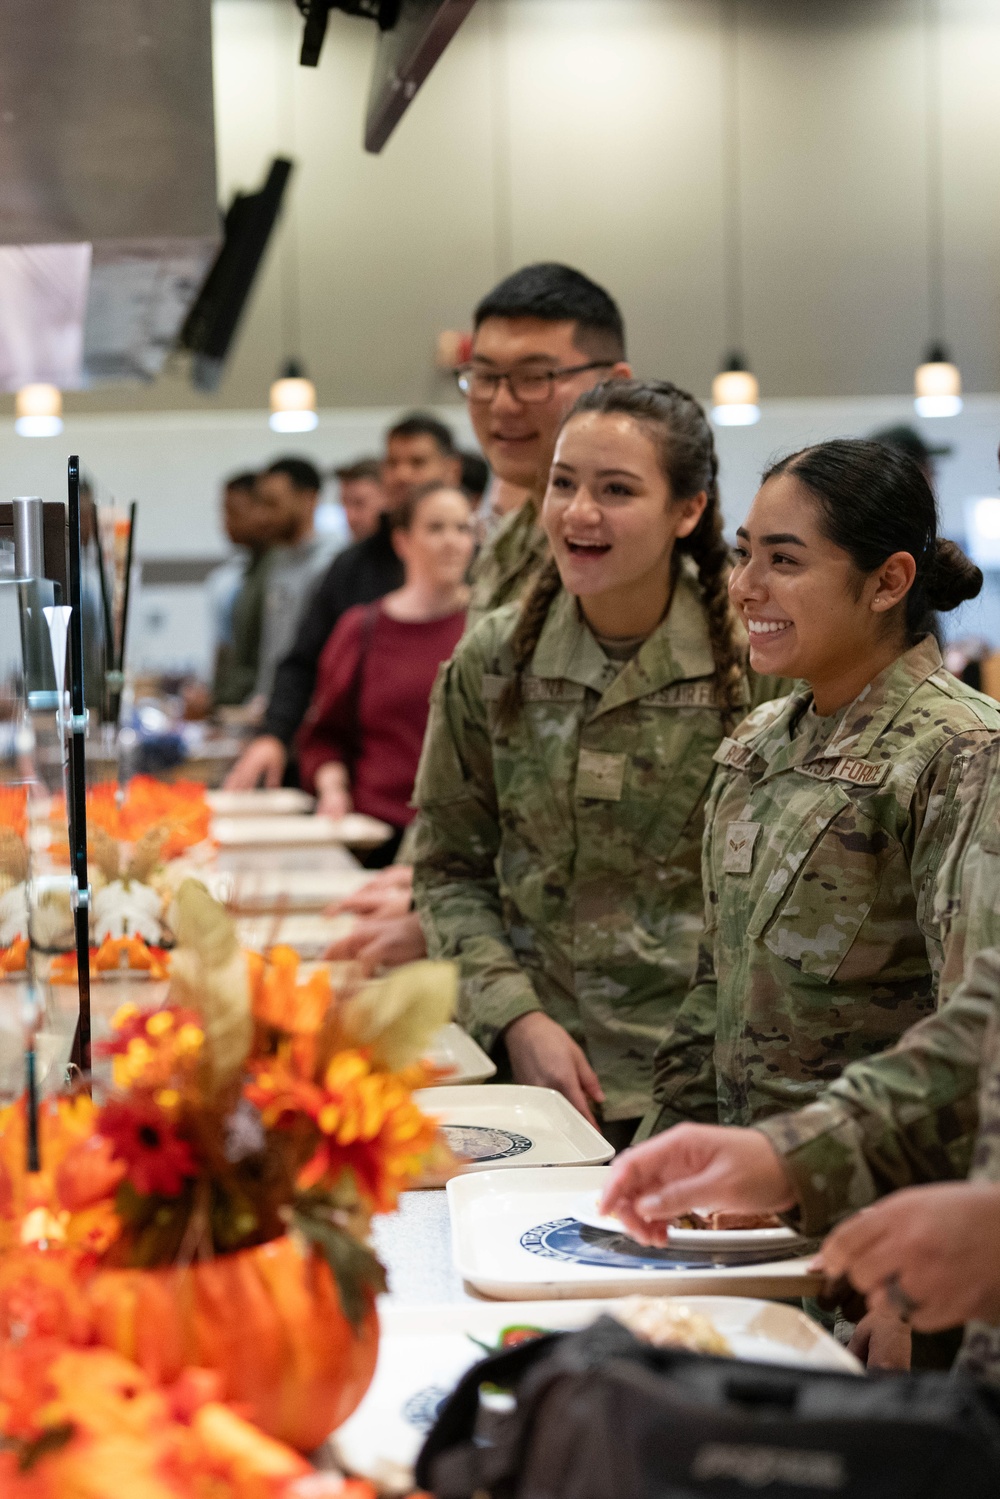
454;361;615;404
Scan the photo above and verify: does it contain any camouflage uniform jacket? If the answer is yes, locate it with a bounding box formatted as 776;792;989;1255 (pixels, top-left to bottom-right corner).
646;635;1000;1133
410;563;747;1121
751;737;1000;1233
757;736;1000;1386
465;493;549;630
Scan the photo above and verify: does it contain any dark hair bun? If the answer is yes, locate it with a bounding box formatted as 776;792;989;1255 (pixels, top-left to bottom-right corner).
925;537;983;612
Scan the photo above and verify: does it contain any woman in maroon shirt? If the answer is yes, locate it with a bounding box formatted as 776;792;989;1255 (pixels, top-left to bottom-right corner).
296;481;475;865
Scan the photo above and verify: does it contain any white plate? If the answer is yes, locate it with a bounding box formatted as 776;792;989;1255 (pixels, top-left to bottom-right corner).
203;867;373;912
236;912;355;957
423;1024;496;1085
334;1297;860;1488
415;1085;613;1171
574;1191;797;1248
212;814;385;848
206;789;315;817
447;1166;821;1300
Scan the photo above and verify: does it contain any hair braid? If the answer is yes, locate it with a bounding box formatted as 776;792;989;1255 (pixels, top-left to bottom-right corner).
680;443;747;732
496;557;563;726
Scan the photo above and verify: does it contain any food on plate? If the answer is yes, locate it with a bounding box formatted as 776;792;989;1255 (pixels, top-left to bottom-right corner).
611;1298;732;1356
674;1211;784;1231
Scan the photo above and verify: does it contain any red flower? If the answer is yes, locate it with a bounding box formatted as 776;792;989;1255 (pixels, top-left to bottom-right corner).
97;1099;198;1198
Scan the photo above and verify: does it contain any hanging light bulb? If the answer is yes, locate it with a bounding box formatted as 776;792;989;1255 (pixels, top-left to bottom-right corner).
269;361;318;433
914;344;962;419
711;355;760;427
14;384;63;437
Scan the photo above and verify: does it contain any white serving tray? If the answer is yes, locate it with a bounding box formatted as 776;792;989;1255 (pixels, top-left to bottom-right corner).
416;1085;612;1171
334;1297;860;1488
236;912;355;957
203;867;374;912
447;1166;821;1301
423;1024;496;1085
211;813;392;849
206;789;315;817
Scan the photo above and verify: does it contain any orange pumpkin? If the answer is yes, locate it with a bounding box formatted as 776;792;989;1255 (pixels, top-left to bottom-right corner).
87;1235;378;1452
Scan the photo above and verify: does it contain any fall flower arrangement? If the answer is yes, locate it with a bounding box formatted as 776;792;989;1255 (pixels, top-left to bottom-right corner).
0;880;455;1451
0;1335;375;1497
0;777;214;963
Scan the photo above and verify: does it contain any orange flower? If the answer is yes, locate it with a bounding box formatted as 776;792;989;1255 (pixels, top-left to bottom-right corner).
0;785;28;838
51;942;169;985
99;1003;204;1097
0;1248;93;1343
0;935;29;974
87;777;211;860
0;1097;123;1258
246;1049;439;1213
252;946;333;1037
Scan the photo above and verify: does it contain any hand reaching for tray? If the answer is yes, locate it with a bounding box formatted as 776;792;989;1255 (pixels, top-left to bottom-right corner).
598;1123;798;1245
326;864;413;920
503;1012;605;1128
324;910;427;972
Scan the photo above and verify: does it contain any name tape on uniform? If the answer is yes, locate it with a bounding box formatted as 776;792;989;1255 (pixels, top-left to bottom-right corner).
799;757;891;788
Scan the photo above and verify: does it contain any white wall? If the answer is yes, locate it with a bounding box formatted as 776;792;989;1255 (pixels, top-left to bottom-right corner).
9;0;998;421
1;393;996;676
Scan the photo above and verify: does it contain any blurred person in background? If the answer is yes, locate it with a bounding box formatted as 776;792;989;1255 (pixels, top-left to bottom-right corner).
335;456;387;542
296;481;474;866
251;457;340;706
870;424;951;489
224;413;461;789
211;471;290;709
459;448;490;516
205;472;258;696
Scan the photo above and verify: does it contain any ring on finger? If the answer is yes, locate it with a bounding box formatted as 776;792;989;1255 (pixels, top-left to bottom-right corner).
884;1273;920;1322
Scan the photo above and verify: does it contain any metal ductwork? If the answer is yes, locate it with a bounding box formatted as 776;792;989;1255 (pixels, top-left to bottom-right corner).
0;0;219;389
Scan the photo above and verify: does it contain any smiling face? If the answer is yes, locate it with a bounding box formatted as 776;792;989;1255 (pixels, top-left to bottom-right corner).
468;318;627;491
543;411;706;637
730;471;914;706
392;487;475;592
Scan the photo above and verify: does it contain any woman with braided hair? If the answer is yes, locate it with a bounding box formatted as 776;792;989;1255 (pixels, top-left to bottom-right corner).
410;379;759;1143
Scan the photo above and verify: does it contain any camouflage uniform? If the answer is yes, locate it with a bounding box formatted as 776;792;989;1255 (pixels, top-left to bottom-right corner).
645;636;1000;1135
410;563;748;1121
749;735;1000;1385
466;493;549;630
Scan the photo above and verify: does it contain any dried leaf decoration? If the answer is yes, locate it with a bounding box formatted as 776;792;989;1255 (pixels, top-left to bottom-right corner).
126;826;167;884
0;828;28;886
166;879;251;1092
333;960;456;1072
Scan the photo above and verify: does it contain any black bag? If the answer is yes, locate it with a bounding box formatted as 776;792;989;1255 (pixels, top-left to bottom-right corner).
416;1316;1000;1499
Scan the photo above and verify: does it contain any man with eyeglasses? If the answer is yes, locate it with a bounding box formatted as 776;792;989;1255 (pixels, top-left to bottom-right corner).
457;262;631;628
327;262;632;970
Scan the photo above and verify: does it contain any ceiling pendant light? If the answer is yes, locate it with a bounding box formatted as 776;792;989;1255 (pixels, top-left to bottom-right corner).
711;8;760;429
914;1;961;420
914;343;962;419
712;355;761;426
269;360;318;433
14;383;63;437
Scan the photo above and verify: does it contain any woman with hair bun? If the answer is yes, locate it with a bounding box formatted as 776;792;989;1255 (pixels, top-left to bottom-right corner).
641;437;1000;1140
410;380;763;1143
